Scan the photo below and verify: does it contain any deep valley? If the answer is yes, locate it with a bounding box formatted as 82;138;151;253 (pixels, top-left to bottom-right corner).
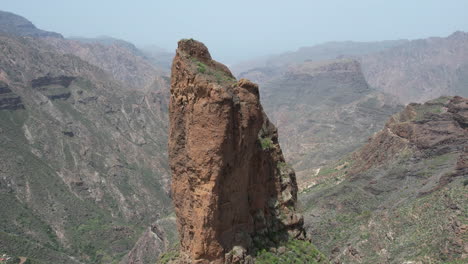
0;8;467;264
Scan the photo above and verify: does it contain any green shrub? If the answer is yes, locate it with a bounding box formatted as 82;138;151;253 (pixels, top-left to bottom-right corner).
277;162;290;170
157;249;180;264
260;137;274;150
197;62;207;73
255;239;328;263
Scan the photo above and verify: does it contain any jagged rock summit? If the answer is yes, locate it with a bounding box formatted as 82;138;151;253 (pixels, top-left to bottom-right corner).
169;39;305;263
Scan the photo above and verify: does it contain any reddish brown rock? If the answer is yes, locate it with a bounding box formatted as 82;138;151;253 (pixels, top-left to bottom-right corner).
168;39;304;263
350;96;468;176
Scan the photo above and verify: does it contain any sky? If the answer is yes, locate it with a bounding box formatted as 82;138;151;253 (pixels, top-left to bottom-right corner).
2;0;468;64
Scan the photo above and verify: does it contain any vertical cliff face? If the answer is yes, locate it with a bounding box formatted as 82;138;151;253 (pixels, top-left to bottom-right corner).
169;39;304;263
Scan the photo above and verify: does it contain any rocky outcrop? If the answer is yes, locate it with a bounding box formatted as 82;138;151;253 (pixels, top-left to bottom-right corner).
300;96;468;263
353;96;468;174
0;81;24;110
30;75;76;100
122;217;178;264
31;75;76;88
0;81;12;94
169;39;304;263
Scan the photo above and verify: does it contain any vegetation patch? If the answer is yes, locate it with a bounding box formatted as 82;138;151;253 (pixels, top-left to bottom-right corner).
412;97;451;121
277;161;293;175
259;137;274;150
196;62;207;73
299;157;356;192
191;58;236;84
316;158;353;178
427;96;452;105
157;247;180;264
255;239;328;264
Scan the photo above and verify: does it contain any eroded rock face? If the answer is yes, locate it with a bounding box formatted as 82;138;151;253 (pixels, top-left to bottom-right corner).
31;75;76;88
0;34;172;263
352;96;468;175
300;96;467;263
169;39;304;263
257;58;403;188
0;81;24;110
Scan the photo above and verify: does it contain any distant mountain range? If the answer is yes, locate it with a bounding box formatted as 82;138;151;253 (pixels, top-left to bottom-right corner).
235;32;468;104
232;39;408;75
361;31;468;103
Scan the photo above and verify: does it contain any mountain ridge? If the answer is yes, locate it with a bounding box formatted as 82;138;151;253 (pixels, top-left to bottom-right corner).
235;31;468;104
0;32;173;264
300;96;467;263
0;10;62;38
259;58;403;188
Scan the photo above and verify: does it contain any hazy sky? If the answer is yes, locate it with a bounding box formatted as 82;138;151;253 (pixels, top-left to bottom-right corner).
3;0;468;63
